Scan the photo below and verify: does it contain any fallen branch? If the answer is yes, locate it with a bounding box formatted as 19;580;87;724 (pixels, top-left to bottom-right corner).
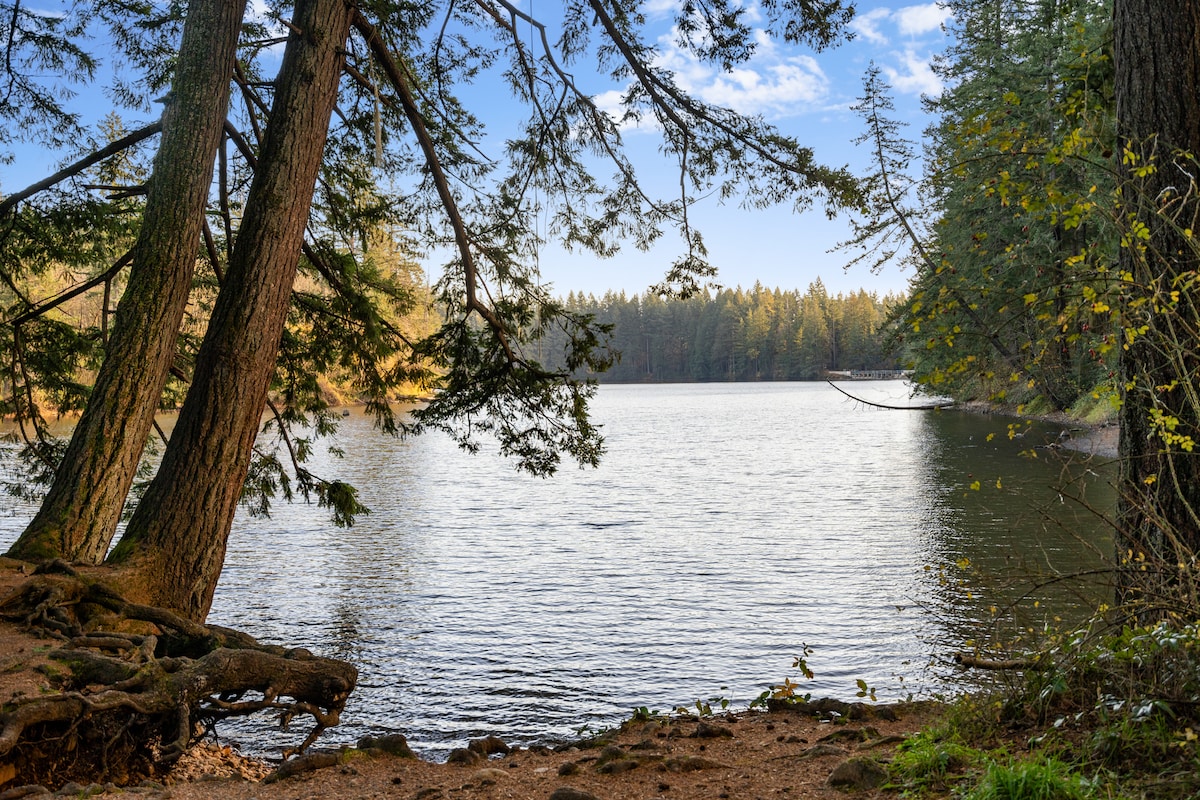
826;380;953;410
954;652;1042;671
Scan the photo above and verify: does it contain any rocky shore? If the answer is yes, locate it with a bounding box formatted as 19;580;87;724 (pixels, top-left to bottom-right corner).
26;702;935;800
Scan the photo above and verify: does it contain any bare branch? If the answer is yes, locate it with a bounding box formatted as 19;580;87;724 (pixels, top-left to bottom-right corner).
0;122;162;220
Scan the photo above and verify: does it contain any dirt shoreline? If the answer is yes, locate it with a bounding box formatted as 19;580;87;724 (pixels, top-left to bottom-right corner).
127;703;941;800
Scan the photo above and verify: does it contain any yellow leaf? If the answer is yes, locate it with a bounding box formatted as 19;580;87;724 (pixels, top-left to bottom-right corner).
969;480;981;491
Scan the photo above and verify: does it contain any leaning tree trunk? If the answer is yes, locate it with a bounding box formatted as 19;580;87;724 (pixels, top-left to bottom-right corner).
1113;0;1200;609
6;0;247;565
108;0;354;621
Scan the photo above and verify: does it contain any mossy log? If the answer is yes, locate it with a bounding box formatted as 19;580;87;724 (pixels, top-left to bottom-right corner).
0;565;356;788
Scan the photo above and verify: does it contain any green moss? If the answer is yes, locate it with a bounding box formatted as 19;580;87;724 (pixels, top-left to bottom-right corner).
1066;389;1119;425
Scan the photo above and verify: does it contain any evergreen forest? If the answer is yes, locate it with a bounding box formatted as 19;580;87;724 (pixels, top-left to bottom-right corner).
539;282;902;383
859;0;1119;414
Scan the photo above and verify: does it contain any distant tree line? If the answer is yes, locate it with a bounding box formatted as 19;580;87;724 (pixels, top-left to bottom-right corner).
533;280;903;382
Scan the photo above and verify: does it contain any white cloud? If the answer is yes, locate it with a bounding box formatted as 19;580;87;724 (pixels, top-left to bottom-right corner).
644;0;681;18
593;89;628;121
248;0;272;22
884;49;943;97
894;3;952;37
656;28;829;117
696;58;827;114
850;8;892;45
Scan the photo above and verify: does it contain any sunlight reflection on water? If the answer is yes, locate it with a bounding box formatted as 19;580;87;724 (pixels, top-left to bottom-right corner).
0;382;1116;758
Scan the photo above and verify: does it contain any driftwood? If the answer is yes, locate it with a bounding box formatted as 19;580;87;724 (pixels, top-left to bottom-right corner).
0;567;357;788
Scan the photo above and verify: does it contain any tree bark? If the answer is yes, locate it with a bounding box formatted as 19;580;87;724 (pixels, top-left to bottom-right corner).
6;0;247;564
1113;0;1200;605
108;0;354;621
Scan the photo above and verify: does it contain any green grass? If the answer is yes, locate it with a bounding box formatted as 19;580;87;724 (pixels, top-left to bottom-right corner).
964;758;1092;800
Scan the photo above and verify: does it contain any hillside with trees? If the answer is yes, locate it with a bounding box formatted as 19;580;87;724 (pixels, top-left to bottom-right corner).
538;282;901;382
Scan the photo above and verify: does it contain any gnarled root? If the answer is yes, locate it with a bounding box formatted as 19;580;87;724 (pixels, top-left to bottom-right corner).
0;573;357;789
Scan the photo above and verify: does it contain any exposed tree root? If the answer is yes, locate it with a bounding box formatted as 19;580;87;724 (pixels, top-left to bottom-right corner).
0;565;357;789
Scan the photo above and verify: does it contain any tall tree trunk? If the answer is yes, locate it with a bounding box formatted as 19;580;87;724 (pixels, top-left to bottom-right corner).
108;0;353;621
1113;0;1200;606
6;0;247;564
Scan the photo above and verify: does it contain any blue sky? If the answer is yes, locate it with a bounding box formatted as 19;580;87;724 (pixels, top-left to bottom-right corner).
2;1;952;299
533;0;952;299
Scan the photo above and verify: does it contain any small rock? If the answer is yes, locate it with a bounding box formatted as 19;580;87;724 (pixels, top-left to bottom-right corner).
557;761;581;776
445;748;483;766
413;788;444;800
595;745;626;766
596;759;639;775
692;722;734;739
470;767;509;785
818;726;879;744
357;733;416;758
2;786;51;799
858;734;907;750
468;735;511;756
827;756;888;791
799;743;849;759
661;755;725;773
549;789;602;800
53;783;84;797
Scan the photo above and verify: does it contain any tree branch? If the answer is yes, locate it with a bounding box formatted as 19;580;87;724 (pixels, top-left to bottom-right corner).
0;122;162;220
353;10;518;363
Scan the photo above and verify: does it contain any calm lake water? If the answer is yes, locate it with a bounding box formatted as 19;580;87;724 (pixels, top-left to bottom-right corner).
0;382;1117;758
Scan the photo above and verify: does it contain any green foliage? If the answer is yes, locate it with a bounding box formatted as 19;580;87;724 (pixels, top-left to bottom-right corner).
890;727;982;793
628;706;665;723
964;758;1092;800
5;0;870;533
675;691;732;718
850;0;1118;410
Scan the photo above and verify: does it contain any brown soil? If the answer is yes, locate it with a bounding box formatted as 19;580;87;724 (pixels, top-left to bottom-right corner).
131;705;937;800
0;559;939;799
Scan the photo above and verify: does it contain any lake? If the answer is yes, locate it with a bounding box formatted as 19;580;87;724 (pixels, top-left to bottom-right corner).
0;382;1117;758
